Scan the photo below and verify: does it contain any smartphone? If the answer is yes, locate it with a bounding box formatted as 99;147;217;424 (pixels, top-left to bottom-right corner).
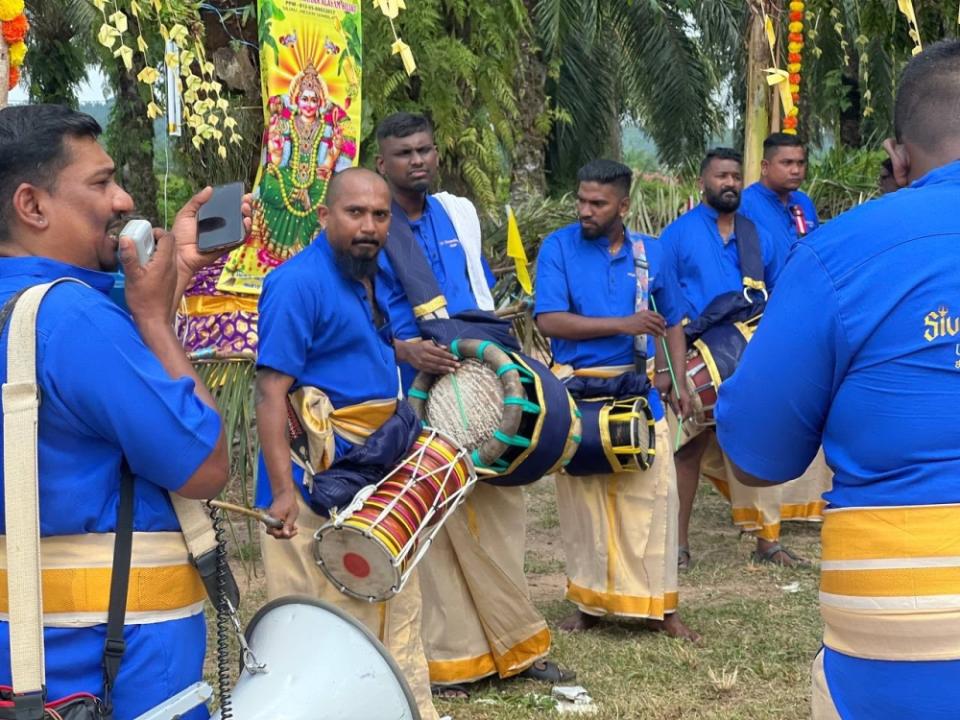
119;218;155;266
197;181;245;252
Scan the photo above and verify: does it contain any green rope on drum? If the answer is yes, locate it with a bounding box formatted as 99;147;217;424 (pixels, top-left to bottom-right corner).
408;388;429;401
495;362;525;377
476;340;493;359
451;373;470;431
450;339;463;359
572;434;582;444
504;396;540;414
471;449;510;472
494;430;531;448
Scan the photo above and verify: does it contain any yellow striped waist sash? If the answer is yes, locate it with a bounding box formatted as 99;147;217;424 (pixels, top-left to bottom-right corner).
0;532;205;628
820;504;960;661
572;364;634;379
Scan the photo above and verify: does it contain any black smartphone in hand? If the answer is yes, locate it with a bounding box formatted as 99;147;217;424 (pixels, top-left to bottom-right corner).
197;181;245;252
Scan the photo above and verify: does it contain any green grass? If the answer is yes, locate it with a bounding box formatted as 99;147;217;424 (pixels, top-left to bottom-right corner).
207;479;824;719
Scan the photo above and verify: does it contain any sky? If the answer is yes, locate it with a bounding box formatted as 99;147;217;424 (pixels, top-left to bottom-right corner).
8;67;110;105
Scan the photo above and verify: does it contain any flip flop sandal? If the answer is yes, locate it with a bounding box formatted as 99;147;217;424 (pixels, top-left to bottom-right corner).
517;659;577;683
751;542;808;566
431;683;471;700
678;546;692;571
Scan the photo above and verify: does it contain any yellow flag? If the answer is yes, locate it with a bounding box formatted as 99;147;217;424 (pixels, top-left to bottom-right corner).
506;205;532;295
765;67;794;116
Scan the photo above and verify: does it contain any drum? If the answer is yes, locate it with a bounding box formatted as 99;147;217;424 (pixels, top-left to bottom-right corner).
314;428;476;602
408;338;581;486
210;596;420;720
565;396;656;476
683;315;761;434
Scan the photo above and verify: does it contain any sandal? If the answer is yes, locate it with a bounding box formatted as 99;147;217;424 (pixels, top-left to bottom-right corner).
517;659;577;683
678;546;692;571
431;683;471;700
751;542;808;566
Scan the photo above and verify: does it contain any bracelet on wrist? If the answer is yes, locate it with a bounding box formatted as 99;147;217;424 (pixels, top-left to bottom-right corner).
655;368;670;375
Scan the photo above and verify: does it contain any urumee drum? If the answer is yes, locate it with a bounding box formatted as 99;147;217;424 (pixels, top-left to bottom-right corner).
681;315;761;443
408;338;581;485
314;429;475;602
566;396;656;476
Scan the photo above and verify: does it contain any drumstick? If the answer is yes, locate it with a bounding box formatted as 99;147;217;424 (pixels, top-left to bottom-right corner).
208;500;284;530
649;296;687;451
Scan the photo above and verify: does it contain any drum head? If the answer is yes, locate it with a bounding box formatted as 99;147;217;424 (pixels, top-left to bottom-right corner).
211;595;420;720
425;359;504;451
315;524;403;602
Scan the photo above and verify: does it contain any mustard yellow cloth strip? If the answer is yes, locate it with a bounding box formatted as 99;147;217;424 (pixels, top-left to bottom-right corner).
566;579;672;618
822;566;960;598
572;365;633;379
428;652;498;685
0;565;205;615
822;505;960;561
183;294;259;316
413;295;447;318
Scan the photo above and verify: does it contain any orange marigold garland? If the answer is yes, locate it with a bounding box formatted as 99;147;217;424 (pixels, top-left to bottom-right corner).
1;0;27;93
784;1;805;134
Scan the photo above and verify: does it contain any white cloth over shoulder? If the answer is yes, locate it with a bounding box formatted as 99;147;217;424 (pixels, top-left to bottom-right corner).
433;192;495;311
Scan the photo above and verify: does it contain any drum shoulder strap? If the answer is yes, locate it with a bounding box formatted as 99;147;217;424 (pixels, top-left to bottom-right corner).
384;200;449;319
733;214;766;293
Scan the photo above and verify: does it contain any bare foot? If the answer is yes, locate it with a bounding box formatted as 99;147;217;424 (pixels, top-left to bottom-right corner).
753;539;808;567
644;613;702;644
558;610;599;633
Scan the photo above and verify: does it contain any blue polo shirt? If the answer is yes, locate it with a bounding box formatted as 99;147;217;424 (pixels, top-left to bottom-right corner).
534;223;682;421
255;234;400;507
716;160;960;719
0;258;221;719
659;203;782;321
739;181;819;257
380;195;479;318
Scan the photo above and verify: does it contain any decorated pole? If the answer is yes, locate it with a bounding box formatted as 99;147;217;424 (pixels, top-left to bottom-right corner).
0;34;8;109
743;3;770;186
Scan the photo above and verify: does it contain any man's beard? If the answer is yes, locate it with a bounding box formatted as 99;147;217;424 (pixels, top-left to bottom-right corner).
334;247;380;280
579;218;618;240
705;187;740;213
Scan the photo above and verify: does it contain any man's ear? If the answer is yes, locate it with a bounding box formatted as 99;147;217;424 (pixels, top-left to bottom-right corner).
760;157;770;177
619;195;631;219
11;183;49;232
317;204;330;228
375;155;385;176
882;138;910;189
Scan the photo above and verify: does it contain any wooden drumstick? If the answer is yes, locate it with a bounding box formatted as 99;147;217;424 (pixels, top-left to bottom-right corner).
208;500;284;530
649;296;688;451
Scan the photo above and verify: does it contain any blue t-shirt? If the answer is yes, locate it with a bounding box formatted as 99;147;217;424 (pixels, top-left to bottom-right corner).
739;181;820;259
659;203;782;321
255;234;400;507
0;257;221;719
534;223;682;421
380;195;479;319
716;160;960;719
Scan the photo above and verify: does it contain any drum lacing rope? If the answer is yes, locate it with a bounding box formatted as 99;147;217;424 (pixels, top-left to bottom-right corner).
207;502;233;720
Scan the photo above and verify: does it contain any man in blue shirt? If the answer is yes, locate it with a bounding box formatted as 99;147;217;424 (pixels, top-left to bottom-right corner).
373;113;571;694
254;168;439;720
0;105;231;719
536;159;699;641
717;41;960;719
739;132;820;258
660;148;825;569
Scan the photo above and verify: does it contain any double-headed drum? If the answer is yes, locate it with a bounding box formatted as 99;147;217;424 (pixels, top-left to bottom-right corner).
680;315;761;445
408;338;581;485
314;429;475;602
566;396;656;476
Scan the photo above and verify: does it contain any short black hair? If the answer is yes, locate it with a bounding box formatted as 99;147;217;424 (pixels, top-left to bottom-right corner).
880;157;893;174
763;132;805;159
895;39;960;151
376;112;433;142
0;105;102;241
576;159;632;197
700;147;742;174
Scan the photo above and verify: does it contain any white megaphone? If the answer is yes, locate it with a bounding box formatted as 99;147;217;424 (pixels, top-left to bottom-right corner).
210;596;421;720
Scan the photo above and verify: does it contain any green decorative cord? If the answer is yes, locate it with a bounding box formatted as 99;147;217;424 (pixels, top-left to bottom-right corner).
450;373;470;431
649;296;686;451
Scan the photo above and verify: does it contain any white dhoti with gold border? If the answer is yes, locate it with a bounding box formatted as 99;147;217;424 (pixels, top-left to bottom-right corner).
260;492;439;720
555;419;679;618
418;482;551;685
698;431;831;542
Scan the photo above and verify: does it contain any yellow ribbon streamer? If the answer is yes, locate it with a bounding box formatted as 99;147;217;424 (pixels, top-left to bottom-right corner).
505;205;532;295
898;0;923;55
764;68;795;117
375;0;417;76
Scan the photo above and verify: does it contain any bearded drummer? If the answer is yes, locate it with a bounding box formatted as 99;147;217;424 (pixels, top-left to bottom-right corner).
534;159;699;641
373;112;573;697
659;148;824;568
254;168;440;720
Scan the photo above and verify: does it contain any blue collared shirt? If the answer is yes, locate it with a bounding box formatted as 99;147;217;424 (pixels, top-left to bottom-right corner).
0;257;221;718
739;181;820;258
659;203;782;321
255;234;400;507
716;160;960;719
534;223;682;420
